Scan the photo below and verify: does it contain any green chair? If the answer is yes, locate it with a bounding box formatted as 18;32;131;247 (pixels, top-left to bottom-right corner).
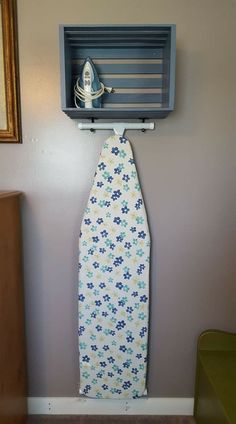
194;330;236;423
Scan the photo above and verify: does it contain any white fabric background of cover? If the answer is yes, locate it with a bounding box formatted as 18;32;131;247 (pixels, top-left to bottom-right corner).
78;134;150;399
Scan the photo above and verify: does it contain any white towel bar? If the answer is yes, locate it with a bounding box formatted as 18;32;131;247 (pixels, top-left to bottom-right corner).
78;122;155;136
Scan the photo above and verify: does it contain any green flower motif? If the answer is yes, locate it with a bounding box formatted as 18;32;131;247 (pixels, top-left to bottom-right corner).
112;340;117;346
90;334;96;341
108;277;114;283
135;183;141;191
93;289;100;296
121;220;128;227
79;281;83;288
127;348;133;355
96;393;103;399
133;238;138;246
138;280;146;289
139;312;146;320
118;163;124;171
136;216;144;224
105;238;112;247
112;364;118;372
101;265;107;272
133;376;139;382
87;271;93;278
124;266;130;272
85;207;90;214
131;171;137;178
104;143;109;149
108;252;115;260
106;186;112;193
119;149;126;158
111;316;117;323
120;296;128;304
92;378;98;384
82;241;87;246
127;315;134;322
139;364;145;370
123;184;130;192
98;200;106;208
134;302;140;310
141;343;147;351
98;351;104;358
121;200;128;207
79;312;84;319
82;371;90;379
123;284;130;292
91;225;97;232
125;251;131;258
132;389;139;396
85;319;92;325
102;171;110;180
104;329;110;336
85;304;90;310
136;249;144;257
106;212;111;218
83;256;89;262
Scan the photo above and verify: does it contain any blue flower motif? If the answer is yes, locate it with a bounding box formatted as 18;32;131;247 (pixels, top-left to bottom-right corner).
132;291;138;297
102;311;108;317
111;189;122;201
136;353;142;359
93;261;99;269
96;218;103;225
116;320;126;330
108;356;115;364
96;325;102;332
101;230;108;238
114;216;121;225
116;282;123;290
121;205;130;214
140;294;148;303
95;300;102;307
92;236;99;243
122;174;130;182
126;306;133;313
119;136;127;143
130;226;136;233
79;325;85;335
82;355;90;363
102;384;108;390
103;294;110;302
111;147;119;156
84;218;91;225
132;368;138;375
100;361;107;368
119;345;127;352
109;243;115;250
113;256;124;267
91;345;98;351
98;162;106;170
84;384;91;394
99;282;106;289
79;294;85;302
90;196;97;204
103;345;109;351
124;271;131;280
107;176;113;183
138;230;146;239
99;248;106;254
97;181;104;188
126;334;134;343
124;242;132;249
87;282;94;289
122;381;132;389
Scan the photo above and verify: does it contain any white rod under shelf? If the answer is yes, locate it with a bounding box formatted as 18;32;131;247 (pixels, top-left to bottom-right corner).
78;122;155;136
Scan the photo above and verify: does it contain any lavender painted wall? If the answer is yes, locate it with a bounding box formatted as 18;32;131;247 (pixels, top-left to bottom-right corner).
0;0;235;396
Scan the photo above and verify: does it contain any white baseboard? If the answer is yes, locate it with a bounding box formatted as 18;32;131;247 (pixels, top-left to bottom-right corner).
28;397;194;415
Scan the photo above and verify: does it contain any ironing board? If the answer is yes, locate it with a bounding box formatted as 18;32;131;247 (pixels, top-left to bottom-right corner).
78;134;150;399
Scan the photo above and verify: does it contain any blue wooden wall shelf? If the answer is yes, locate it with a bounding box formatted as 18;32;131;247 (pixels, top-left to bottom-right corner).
59;24;176;120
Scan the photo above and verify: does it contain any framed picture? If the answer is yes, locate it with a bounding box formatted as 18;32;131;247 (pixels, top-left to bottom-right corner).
0;0;21;143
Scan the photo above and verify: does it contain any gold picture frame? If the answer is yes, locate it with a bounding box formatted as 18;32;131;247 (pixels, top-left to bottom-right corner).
0;0;21;143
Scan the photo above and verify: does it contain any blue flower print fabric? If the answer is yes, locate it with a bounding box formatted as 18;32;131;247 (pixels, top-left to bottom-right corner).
78;135;150;399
